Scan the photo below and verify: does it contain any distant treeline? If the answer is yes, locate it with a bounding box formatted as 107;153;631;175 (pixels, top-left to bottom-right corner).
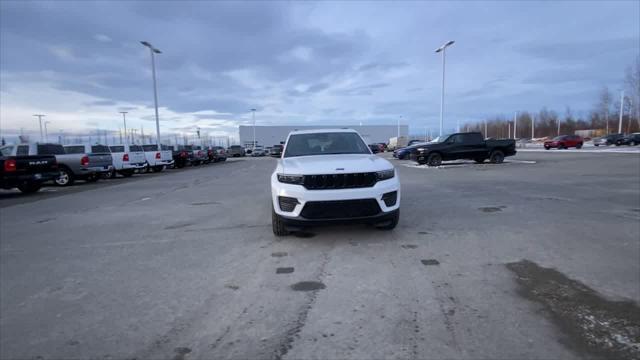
463;57;640;139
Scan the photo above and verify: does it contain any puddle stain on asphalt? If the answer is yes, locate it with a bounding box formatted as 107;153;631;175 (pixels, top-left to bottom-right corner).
418;231;430;235
276;267;295;274
271;252;288;257
190;201;220;206
224;284;239;290
291;281;326;291
479;206;507;213
506;259;640;360
164;223;194;230
172;347;191;360
401;244;418;249
421;259;440;266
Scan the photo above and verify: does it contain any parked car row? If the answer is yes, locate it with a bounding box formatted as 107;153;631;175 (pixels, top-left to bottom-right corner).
592;133;640;146
0;142;229;194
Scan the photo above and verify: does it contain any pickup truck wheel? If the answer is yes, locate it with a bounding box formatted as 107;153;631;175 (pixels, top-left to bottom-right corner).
376;210;399;230
17;182;42;193
544;145;551;150
55;168;74;186
152;166;164;172
106;169;117;179
489;150;505;164
576;143;583;149
426;153;442;167
594;144;599;147
272;208;290;236
474;158;486;164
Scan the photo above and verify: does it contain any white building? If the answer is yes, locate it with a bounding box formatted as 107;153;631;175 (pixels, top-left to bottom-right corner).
238;125;409;147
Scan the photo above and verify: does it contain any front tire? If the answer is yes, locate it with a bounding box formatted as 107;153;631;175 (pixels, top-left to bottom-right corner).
576;143;583;149
55;167;75;187
426;153;442;167
272;208;290;236
17;182;42;193
376;210;399;230
489;150;505;164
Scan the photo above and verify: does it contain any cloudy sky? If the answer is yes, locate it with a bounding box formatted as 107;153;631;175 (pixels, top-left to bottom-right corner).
1;0;638;141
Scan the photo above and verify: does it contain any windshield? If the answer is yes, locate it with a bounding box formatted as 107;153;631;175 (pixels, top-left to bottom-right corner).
429;134;452;143
283;132;370;158
552;136;566;141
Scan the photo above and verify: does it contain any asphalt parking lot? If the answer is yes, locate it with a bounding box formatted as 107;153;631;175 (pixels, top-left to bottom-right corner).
1;152;639;360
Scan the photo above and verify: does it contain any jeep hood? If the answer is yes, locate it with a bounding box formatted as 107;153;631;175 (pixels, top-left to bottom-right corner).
280;154;393;175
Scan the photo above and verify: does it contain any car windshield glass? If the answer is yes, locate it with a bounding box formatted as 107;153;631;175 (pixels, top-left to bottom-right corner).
37;144;65;155
283;132;370;158
142;145;158;151
64;146;85;154
430;134;452;143
110;146;125;153
552;136;565;140
129;145;143;152
91;145;110;153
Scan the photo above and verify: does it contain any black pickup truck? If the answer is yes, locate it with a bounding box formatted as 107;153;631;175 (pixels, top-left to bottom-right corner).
411;132;516;166
0;154;59;193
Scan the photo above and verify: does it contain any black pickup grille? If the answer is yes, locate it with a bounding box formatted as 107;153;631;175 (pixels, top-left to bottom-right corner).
300;199;381;219
303;173;377;190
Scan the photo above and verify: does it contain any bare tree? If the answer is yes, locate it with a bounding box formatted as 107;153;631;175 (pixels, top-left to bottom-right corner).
625;56;640;128
597;86;613;133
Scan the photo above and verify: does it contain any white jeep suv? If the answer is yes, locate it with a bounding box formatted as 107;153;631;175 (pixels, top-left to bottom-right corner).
271;129;400;236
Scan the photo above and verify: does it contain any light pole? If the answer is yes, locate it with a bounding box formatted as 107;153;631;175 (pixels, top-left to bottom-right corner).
531;114;535;139
140;41;162;151
119;111;128;144
484;119;487;138
44;121;51;142
513;111;518;139
250;108;256;150
33;114;45;142
435;40;455;136
618;90;624;133
397;116;402;139
557;117;561;136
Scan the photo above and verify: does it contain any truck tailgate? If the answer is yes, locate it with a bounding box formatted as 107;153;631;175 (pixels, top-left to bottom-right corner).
88;153;113;167
161;150;172;162
129;152;146;164
14;156;58;173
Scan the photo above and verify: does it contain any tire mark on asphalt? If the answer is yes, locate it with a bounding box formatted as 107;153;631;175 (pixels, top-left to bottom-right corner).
272;246;333;360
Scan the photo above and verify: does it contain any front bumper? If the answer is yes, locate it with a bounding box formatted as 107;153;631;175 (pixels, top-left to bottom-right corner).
271;173;401;219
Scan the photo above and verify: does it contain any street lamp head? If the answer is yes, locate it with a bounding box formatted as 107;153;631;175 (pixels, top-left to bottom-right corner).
119;111;128;114
140;41;151;47
153;48;162;54
435;40;455;53
250;108;256;112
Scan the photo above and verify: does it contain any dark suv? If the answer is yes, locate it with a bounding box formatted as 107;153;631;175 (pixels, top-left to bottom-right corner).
615;133;640;146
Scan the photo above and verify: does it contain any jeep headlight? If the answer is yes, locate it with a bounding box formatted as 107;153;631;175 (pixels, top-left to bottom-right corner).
376;169;395;181
417;148;425;152
277;174;304;184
